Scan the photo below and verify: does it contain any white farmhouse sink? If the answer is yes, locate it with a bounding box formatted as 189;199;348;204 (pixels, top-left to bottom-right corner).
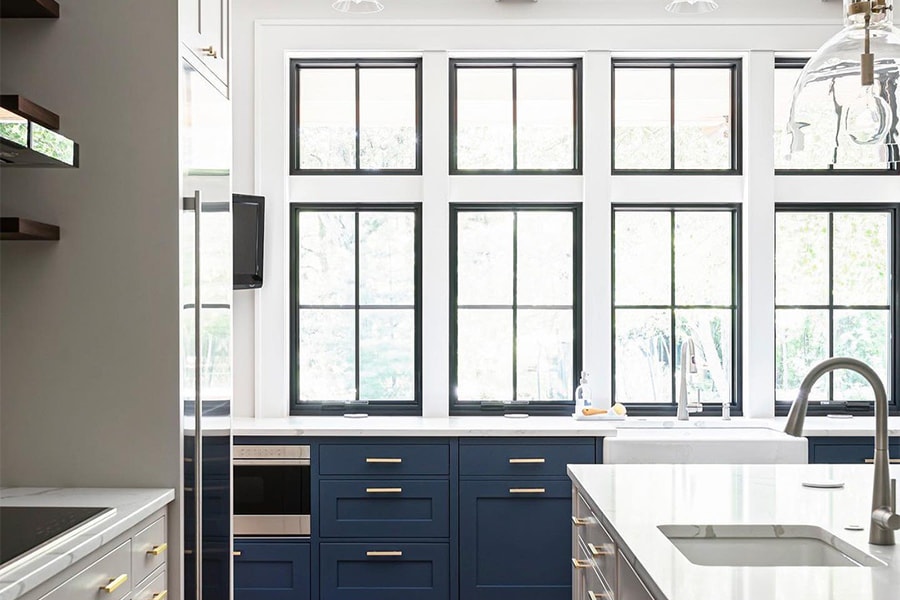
603;427;808;464
659;524;884;567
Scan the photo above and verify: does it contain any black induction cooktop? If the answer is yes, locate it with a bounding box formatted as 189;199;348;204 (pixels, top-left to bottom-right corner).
0;506;114;569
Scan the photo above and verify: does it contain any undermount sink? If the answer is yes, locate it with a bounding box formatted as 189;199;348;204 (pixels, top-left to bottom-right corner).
659;524;884;568
603;427;808;464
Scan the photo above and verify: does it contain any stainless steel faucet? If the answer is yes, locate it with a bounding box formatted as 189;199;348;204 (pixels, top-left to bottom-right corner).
676;337;702;421
784;357;900;545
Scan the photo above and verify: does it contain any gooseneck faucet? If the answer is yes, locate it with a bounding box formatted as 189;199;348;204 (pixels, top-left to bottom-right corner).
676;338;701;421
784;357;900;545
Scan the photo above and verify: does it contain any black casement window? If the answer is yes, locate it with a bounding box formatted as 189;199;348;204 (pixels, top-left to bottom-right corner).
612;204;742;415
612;58;742;174
773;58;900;174
775;204;899;415
449;58;583;174
450;204;582;414
289;58;422;175
290;203;422;415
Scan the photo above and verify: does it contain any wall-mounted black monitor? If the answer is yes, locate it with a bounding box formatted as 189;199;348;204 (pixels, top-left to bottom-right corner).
233;194;265;290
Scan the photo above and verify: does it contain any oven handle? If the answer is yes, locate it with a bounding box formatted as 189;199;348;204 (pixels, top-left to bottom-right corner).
233;459;311;467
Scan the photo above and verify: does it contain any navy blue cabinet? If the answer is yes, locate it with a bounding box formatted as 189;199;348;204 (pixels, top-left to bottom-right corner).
808;436;900;464
320;542;450;600
233;539;310;600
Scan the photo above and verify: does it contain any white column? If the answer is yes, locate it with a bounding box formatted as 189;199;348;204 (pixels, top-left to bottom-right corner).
421;51;451;417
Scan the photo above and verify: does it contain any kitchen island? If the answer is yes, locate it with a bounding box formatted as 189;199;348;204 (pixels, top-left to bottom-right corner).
568;464;900;600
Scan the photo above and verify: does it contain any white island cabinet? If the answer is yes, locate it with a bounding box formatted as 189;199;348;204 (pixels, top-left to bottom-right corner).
569;464;900;600
0;488;174;600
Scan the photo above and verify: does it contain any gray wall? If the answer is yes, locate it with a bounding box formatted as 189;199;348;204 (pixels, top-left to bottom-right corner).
1;0;182;595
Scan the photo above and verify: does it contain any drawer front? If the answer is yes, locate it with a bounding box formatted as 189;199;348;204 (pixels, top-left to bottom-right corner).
320;480;449;538
131;568;167;600
319;443;450;476
583;557;614;600
808;437;900;464
617;550;654;600
132;516;167;585
460;439;595;478
576;538;615;599
319;542;449;600
41;540;132;600
234;540;310;600
574;493;616;590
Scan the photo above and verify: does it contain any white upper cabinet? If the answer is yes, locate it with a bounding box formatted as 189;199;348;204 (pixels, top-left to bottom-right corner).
180;0;229;94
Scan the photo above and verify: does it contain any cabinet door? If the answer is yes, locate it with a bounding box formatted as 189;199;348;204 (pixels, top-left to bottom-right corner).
180;0;228;88
233;540;310;600
460;479;572;600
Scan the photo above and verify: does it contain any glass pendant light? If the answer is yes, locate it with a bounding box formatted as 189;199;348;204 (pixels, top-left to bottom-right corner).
665;0;719;14
332;0;384;13
785;0;900;168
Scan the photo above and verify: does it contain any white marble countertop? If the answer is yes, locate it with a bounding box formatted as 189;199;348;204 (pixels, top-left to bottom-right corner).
568;463;900;600
228;415;900;437
0;488;174;600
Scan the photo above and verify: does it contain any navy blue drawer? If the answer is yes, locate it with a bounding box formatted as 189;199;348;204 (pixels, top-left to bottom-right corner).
459;438;595;478
320;542;449;600
320;480;450;538
319;443;450;477
233;540;310;600
808;437;900;464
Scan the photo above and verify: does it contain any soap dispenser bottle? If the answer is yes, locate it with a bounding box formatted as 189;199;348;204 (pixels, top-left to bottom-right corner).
575;371;592;413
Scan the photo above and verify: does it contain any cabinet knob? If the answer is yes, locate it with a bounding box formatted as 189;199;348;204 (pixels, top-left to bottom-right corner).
366;550;403;557
572;558;592;569
233;550;242;556
509;458;546;464
147;543;168;556
588;543;612;557
509;488;545;494
572;516;591;526
366;457;402;464
200;46;218;58
366;487;402;493
100;574;128;594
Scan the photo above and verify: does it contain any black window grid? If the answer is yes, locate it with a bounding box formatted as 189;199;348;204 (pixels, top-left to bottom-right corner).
449;58;584;175
611;203;743;416
774;203;900;416
289;203;423;415
611;58;743;175
289;58;423;175
449;202;583;415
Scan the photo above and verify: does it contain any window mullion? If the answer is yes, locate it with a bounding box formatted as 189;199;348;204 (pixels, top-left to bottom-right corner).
669;65;676;171
354;210;361;402
828;212;835;402
512;211;519;401
670;209;677;406
512;67;518;171
355;66;361;170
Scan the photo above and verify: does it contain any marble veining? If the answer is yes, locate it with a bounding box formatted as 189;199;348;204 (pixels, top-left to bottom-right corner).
569;464;900;600
0;488;174;600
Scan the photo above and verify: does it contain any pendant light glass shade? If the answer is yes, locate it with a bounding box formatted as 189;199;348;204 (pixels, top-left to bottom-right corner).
332;0;384;14
784;0;900;168
665;0;719;14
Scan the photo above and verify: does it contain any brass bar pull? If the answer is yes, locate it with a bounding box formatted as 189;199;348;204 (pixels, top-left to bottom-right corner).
200;46;218;58
572;516;591;526
509;488;545;494
152;592;168;600
367;550;403;557
366;458;402;464
147;543;168;556
572;558;592;569
366;487;402;493
100;574;128;593
588;543;612;557
588;591;609;600
233;551;242;557
865;458;900;464
509;458;546;464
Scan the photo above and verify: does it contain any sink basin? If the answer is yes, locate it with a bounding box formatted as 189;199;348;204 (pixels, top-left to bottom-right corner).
617;419;765;429
603;428;808;464
659;524;884;567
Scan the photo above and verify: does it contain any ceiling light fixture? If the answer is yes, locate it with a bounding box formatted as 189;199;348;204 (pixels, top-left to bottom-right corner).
785;0;900;168
665;0;719;14
332;0;384;14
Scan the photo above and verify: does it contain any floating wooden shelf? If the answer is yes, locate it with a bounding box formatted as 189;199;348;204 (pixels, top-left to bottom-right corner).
0;0;60;19
1;217;60;240
0;95;60;130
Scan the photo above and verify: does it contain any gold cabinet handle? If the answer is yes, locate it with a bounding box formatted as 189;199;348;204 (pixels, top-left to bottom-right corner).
147;543;168;556
865;458;900;464
367;550;403;557
152;592;168;600
572;558;592;569
366;458;402;464
588;543;612;557
233;551;242;556
200;46;218;58
588;592;609;600
100;574;128;593
572;516;591;526
510;488;545;494
509;458;546;464
366;487;402;493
